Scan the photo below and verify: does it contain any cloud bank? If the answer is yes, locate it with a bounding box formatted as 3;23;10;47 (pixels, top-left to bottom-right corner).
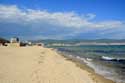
0;5;125;39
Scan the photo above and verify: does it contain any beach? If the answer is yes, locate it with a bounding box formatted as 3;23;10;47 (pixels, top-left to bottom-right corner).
0;46;115;83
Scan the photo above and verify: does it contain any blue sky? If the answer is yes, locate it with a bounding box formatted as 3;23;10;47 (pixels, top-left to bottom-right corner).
0;0;125;40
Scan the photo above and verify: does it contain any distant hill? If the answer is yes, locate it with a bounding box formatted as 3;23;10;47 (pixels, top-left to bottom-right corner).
31;39;125;43
30;39;125;46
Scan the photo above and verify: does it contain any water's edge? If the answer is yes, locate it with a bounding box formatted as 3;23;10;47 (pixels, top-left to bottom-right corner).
52;48;116;83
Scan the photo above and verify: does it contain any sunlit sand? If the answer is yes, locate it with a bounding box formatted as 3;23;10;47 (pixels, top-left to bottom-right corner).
0;46;115;83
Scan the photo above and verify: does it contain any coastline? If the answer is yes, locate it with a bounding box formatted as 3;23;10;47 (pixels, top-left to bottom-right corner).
0;46;116;83
53;48;116;83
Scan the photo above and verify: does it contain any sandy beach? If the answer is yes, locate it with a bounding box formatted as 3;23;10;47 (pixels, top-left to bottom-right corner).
0;46;115;83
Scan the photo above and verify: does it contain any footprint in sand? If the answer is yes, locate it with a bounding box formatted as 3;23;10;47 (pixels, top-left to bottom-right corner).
38;55;44;64
31;69;41;82
41;52;45;54
38;60;43;64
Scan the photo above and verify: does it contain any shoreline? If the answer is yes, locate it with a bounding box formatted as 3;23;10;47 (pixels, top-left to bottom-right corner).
0;46;116;83
52;48;116;83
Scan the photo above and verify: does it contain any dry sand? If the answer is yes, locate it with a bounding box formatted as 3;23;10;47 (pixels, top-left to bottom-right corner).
0;46;115;83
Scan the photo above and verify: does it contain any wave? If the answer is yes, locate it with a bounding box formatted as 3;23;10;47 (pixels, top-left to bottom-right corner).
86;58;93;61
101;56;125;61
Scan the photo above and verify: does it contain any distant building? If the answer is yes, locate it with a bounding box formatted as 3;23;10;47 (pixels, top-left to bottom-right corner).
8;37;21;47
10;37;19;43
23;41;33;46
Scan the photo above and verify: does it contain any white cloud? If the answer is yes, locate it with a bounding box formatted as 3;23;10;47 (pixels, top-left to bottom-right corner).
0;5;124;28
94;21;124;28
0;5;125;39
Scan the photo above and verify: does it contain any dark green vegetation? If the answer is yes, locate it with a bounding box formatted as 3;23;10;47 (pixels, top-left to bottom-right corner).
0;37;9;44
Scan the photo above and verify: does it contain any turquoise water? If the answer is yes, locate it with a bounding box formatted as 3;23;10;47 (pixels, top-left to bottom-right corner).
50;45;125;83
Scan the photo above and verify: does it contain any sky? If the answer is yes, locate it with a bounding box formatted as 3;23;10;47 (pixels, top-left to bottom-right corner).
0;0;125;40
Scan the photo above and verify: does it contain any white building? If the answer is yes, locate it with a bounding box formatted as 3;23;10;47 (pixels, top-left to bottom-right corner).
8;37;21;47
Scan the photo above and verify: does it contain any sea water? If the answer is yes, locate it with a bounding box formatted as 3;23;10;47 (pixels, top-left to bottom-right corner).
51;45;125;83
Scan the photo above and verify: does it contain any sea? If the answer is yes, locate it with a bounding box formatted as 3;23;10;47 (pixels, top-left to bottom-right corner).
49;45;125;83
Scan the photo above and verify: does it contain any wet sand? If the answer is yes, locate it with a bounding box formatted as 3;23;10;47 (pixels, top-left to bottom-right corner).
0;46;115;83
